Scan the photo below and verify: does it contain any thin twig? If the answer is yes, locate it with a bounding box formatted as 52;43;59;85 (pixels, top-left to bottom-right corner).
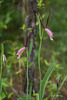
39;14;46;29
46;10;51;27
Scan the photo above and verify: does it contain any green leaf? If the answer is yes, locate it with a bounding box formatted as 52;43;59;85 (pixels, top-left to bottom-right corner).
56;75;67;96
40;63;55;100
8;92;14;98
39;17;41;38
0;44;4;96
28;82;32;100
36;93;39;100
38;0;43;6
0;92;6;100
0;23;7;29
15;69;22;75
0;79;2;96
44;60;51;66
2;78;9;87
33;93;39;100
27;28;32;31
2;82;9;87
21;24;25;30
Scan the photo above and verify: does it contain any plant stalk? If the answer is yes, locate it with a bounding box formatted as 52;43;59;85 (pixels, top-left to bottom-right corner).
38;39;42;100
27;49;29;100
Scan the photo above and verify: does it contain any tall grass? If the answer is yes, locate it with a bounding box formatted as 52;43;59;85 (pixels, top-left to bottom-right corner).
0;44;4;97
26;38;33;100
38;15;55;100
27;49;29;100
38;17;43;100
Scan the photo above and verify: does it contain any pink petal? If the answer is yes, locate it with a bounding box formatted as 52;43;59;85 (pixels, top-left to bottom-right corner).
45;28;53;37
17;55;20;59
50;37;54;41
45;28;54;41
3;54;6;66
16;47;25;55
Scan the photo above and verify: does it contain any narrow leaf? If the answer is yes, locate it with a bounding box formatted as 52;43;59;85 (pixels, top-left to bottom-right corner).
0;44;4;96
40;63;55;100
28;82;32;100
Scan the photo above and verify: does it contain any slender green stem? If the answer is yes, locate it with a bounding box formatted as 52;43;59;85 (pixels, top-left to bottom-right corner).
0;44;4;96
27;49;29;100
0;44;3;78
38;39;42;100
38;16;43;100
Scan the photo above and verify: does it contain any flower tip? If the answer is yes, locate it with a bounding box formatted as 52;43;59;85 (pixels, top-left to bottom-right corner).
45;28;54;41
50;37;54;41
17;55;20;59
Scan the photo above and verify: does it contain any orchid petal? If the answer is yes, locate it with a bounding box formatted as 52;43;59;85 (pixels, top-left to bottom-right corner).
45;28;54;41
50;37;54;41
16;47;25;55
17;55;20;59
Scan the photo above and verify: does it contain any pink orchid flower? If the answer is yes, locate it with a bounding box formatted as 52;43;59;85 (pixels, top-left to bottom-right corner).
16;32;31;59
16;47;25;55
16;47;26;59
45;28;54;41
39;15;54;41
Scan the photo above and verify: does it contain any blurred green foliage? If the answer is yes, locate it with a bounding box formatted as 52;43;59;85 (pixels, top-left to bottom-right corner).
0;0;67;99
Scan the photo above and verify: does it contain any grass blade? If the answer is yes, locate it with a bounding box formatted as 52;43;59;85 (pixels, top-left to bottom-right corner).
56;75;67;96
0;44;4;97
28;82;32;100
40;63;55;100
